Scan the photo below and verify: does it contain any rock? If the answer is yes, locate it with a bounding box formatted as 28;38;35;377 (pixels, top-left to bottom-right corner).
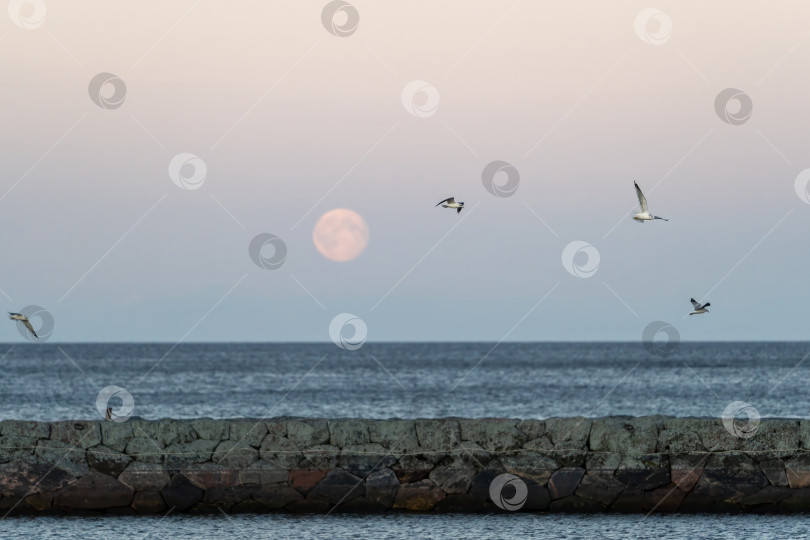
369;420;420;454
181;462;239;490
740;486;793;506
131;491;166;514
87;445;132;476
164;439;219;470
35;440;88;477
393;479;445;511
25;492;53;511
670;454;705;492
698;421;741;453
500;452;560;486
204;485;258;504
615;454;670;490
287;419;329;448
366;469;399;507
458;419;526;452
693;453;768;503
329;420;371;447
53;472;133;509
308;469;365;504
0;420;49;439
100;421;133;452
589;417;658;455
118;461;171;491
265;419;287;439
779;488;810;512
286;498;330;513
610;488;644;513
290;469;327;495
575;472;625;506
524;483;551;510
785;455;810;488
545;417;591;449
239;461;288;486
523;436;554;452
253;485;302;509
190;419;229;441
739;419;800;459
212;440;259;469
548;468;585;499
0;435;37;462
548;495;603;512
657;418;706;453
760;459;788;487
229;420;268;448
154;419;198;446
0;461;74;497
414;420;460;451
428;463;476;494
434;494;485;512
50;421;102;449
469;469;505;501
301;444;340;470
339;443;397;475
516;420;546;440
161;474;204;511
259;435;305;469
125;437;164;464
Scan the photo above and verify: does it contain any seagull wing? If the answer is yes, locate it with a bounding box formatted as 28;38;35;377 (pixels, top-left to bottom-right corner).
634;182;648;213
701;302;710;309
690;298;701;310
435;197;454;206
22;319;38;338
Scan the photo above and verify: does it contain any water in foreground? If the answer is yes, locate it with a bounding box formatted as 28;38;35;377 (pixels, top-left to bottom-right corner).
0;342;807;420
3;513;810;540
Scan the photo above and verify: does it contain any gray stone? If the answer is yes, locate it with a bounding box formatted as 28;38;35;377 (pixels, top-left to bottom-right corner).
181;462;239;490
428;462;476;494
414;420;461;451
516;420;546;440
500;452;560;486
740;485;794;506
259;435;306;469
253;485;302;509
369;420;420;454
615;454;670;490
575;472;625;506
190;418;229;440
161;473;204;511
0;420;49;439
329;419;371;447
239;461;288;486
287;419;329;448
301;444;340;470
100;421;134;452
548;467;585;499
366;468;399;507
657;418;706;453
545;417;591;449
339;443;397;475
739;419;800;459
50;421;102;449
698;421;741;453
118;461;171;491
670;454;706;492
0;435;37;462
784;454;810;488
265;419;287;438
53;472;133;509
87;444;132;476
213;440;259;469
589;417;658;455
308;469;365;504
35;440;88;477
154;419;198;446
164;439;219;470
125;437;164;464
131;491;166;514
760;459;788;487
693;453;768;503
230;420;268;448
458;419;526;452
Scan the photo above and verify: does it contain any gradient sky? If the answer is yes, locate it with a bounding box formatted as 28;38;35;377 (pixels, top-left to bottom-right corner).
1;1;809;342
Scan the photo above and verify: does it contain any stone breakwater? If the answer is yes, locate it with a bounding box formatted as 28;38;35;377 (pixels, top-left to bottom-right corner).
1;416;810;514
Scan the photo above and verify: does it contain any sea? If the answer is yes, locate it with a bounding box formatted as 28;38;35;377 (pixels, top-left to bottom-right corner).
1;342;809;538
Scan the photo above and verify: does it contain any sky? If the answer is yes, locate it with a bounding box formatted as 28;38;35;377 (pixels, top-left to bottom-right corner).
1;1;809;342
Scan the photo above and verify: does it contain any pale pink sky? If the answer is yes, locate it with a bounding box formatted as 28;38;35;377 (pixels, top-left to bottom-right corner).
1;1;809;341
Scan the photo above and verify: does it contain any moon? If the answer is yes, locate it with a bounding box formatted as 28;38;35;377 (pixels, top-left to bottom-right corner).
313;209;369;262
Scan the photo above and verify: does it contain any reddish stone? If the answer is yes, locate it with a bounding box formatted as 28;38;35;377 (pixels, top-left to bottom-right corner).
131;491;166;514
393;479;445;511
0;461;75;497
290;469;327;495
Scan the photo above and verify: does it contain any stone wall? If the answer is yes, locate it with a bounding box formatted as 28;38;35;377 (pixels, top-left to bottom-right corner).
1;416;809;514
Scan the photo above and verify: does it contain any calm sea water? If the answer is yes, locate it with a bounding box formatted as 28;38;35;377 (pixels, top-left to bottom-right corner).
3;513;810;539
0;342;808;421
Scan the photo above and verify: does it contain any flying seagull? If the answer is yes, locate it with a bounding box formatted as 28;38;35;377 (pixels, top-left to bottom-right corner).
689;298;710;315
633;182;668;222
8;312;37;338
435;197;464;214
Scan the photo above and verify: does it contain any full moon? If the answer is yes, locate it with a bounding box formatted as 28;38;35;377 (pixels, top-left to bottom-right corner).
313;209;369;262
